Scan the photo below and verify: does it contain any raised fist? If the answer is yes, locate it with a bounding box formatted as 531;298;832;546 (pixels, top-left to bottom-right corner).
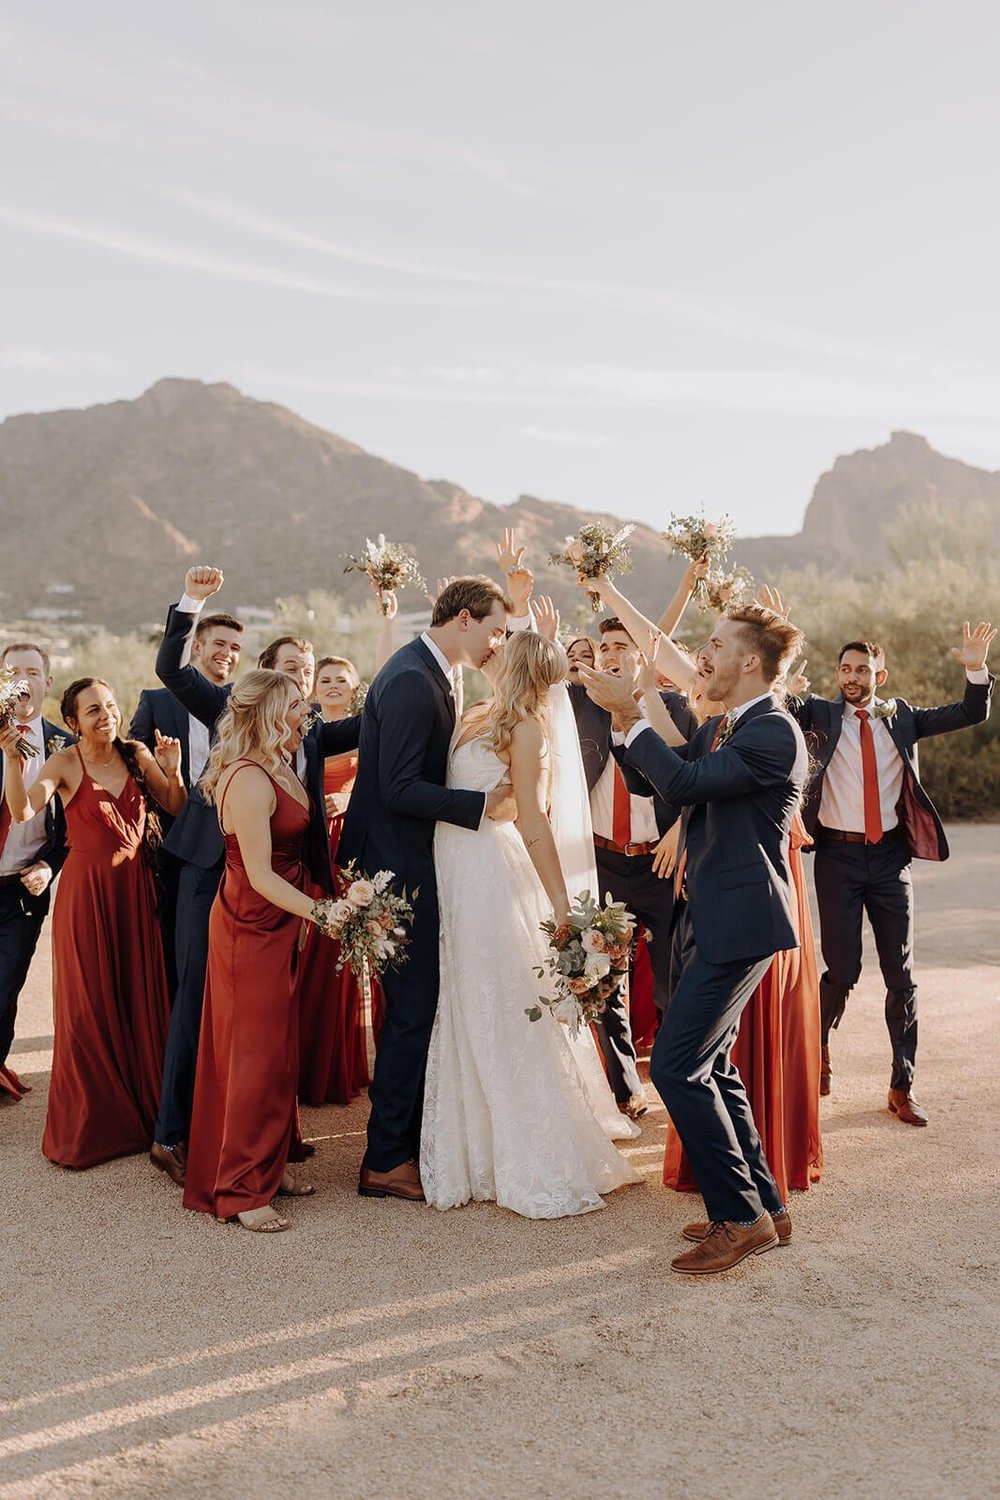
184;566;224;602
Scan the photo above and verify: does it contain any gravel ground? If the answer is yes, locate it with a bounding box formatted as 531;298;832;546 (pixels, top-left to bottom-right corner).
1;824;997;1500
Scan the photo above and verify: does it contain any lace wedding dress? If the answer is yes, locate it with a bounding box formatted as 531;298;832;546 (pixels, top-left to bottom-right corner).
421;736;641;1218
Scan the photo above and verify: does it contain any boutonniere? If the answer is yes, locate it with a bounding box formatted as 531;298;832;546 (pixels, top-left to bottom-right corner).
46;734;67;755
871;699;897;722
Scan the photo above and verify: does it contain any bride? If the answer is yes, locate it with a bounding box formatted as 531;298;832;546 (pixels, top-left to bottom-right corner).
421;629;642;1218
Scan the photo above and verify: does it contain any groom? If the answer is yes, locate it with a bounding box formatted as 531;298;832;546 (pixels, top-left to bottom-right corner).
340;578;516;1201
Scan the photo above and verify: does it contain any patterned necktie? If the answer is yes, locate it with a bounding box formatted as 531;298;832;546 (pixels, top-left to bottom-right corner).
855;709;883;844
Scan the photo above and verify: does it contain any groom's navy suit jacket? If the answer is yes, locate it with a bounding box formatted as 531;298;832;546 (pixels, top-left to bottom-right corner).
789;675;993;862
614;696;807;965
338;638;485;967
156;605;359;892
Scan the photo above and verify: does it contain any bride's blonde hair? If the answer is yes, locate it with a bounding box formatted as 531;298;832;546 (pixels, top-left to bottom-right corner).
485;632;567;759
201;670;301;804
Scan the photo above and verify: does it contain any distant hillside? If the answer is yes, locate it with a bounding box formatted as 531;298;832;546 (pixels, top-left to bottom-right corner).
1;379;998;631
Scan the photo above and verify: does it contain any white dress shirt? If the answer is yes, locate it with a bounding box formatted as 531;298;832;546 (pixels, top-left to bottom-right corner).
0;715;50;875
590;746;660;844
188;713;211;787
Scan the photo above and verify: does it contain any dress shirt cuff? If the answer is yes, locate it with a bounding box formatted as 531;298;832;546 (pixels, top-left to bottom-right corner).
966;668;989;685
177;593;206;615
624;720;651;749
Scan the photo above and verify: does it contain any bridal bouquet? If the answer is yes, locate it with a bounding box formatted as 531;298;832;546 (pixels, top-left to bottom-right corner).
0;670;38;760
350;678;370;715
343;534;425;615
662;511;736;607
701;564;755;614
549;522;635;613
527;892;636;1038
324;862;415;980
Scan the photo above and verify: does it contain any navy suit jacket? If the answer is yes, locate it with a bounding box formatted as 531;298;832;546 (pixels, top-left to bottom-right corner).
790;674;993;861
338;639;485;968
129;687;194;791
614;695;807;964
155;605;359;890
567;681;695;838
0;719;74;881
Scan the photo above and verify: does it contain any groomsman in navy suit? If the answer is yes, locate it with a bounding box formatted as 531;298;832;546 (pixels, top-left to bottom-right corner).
129;610;244;997
581;605;807;1275
0;643;72;1100
792;624;994;1124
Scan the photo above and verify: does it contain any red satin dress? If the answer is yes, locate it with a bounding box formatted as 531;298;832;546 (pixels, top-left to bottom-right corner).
297;752;375;1105
44;748;170;1168
664;817;824;1200
184;763;310;1219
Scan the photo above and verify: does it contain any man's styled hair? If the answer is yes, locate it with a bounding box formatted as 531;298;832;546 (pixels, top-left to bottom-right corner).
725;605;804;686
598;616;635;644
838;640;882;664
1;640;51;676
430;577;512;628
258;635;313;670
195;612;243;642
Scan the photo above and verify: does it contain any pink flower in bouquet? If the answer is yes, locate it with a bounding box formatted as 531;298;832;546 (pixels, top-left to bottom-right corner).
347;879;375;908
581;929;606;954
551;923;574;947
568;976;591;995
703;521;719;540
367;919;384;936
330;898;354;928
566;540;588;567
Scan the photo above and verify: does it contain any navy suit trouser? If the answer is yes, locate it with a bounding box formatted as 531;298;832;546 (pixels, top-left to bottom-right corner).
812;832;917;1090
593;847;674;1102
0;884;49;1070
650;906;783;1225
154;857;223;1146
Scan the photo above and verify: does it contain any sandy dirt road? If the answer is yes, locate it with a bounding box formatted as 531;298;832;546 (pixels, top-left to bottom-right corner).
1;824;997;1500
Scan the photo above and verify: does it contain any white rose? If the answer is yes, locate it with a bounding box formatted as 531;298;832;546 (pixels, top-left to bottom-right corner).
347;879;376;907
585;952;611;978
580;929;605;954
552;996;581;1027
330;899;354;927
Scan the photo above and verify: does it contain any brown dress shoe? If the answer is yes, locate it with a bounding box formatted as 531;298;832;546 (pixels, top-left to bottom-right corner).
888;1088;928;1126
150;1141;187;1187
670;1214;779;1274
358;1159;425;1201
683;1208;792;1245
820;1045;831;1097
621;1091;649;1121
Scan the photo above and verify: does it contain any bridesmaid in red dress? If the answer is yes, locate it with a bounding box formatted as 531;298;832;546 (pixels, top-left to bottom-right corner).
1;678;185;1168
183;670;340;1234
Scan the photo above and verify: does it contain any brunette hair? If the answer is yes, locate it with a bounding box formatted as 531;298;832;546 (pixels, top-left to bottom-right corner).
59;676;162;869
598;616;635;644
724;605;804;686
838;640;883;663
195;612;243;642
201;670;299;805
258;635;313;670
430;577;512;628
566;636;596;663
2;641;51;676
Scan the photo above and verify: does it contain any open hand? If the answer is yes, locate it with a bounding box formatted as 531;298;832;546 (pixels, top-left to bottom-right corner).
636;629;661;695
755;583;789;619
184;566;224;602
576;663;640;728
485;783;518;824
530;595;560;642
154;729;182;775
425;576;455;608
496;527;526;577
951;621;996;672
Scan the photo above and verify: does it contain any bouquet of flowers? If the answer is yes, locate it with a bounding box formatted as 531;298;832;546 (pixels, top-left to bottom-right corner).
549;522;635;613
0;669;39;760
350;678;370;715
662;511;737;607
527;892;636;1037
343;534;425;615
323;862;415;980
701;565;755;613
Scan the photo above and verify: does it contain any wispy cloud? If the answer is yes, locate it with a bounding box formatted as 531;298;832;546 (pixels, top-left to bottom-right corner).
520;425;618;449
0;347;115;374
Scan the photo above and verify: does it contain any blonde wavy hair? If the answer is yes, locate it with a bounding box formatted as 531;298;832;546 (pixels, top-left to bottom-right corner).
485;632;567;760
201;670;301;805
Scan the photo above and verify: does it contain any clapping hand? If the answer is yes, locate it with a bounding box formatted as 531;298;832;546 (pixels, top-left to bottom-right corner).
576;663;641;729
184;566;224;602
154;729;182;775
635;629;661;695
951;621;996;672
530;595;560;642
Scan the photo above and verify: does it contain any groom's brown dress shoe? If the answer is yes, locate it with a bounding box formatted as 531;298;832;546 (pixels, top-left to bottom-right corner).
683;1208;792;1246
358;1159;425;1201
670;1214;779;1274
888;1088;928;1126
820;1045;831;1097
150;1141;187;1187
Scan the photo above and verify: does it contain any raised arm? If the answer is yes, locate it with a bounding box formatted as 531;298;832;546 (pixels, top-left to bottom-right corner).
583;575;698;689
132;735;187;816
1;739;73;822
508;718;570;920
372;579;398;672
911;621;996;738
625;715;801;807
656;558;710;636
155;567;229;727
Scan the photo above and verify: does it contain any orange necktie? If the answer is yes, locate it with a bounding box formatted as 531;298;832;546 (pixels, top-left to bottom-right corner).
855;709;883;844
612;764;632;849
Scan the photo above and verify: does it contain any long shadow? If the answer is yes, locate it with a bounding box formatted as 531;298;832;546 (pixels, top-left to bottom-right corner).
10;1036;53;1054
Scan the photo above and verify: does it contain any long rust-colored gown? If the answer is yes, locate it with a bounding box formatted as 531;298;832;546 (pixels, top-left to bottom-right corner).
184;763;310;1219
44;747;170;1168
297;751;376;1105
664;817;824;1200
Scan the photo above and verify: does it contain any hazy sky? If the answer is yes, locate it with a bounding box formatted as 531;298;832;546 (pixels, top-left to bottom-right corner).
3;1;999;536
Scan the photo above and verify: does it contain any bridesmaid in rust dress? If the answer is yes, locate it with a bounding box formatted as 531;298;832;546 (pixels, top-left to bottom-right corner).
1;678;185;1168
183;671;339;1234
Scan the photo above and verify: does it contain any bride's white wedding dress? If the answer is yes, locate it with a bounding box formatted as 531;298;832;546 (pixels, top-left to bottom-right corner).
421;735;642;1219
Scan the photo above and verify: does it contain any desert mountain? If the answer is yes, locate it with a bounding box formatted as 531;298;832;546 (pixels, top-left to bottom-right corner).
1;379;997;632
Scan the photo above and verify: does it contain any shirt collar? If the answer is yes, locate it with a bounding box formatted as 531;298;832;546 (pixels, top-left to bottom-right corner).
727;691;774;725
420;632;455;684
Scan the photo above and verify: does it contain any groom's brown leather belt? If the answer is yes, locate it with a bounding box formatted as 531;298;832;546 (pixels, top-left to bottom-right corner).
593;834;658;857
816;825;906;846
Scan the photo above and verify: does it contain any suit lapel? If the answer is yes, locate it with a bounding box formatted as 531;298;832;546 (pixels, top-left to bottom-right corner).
412;639;457;726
